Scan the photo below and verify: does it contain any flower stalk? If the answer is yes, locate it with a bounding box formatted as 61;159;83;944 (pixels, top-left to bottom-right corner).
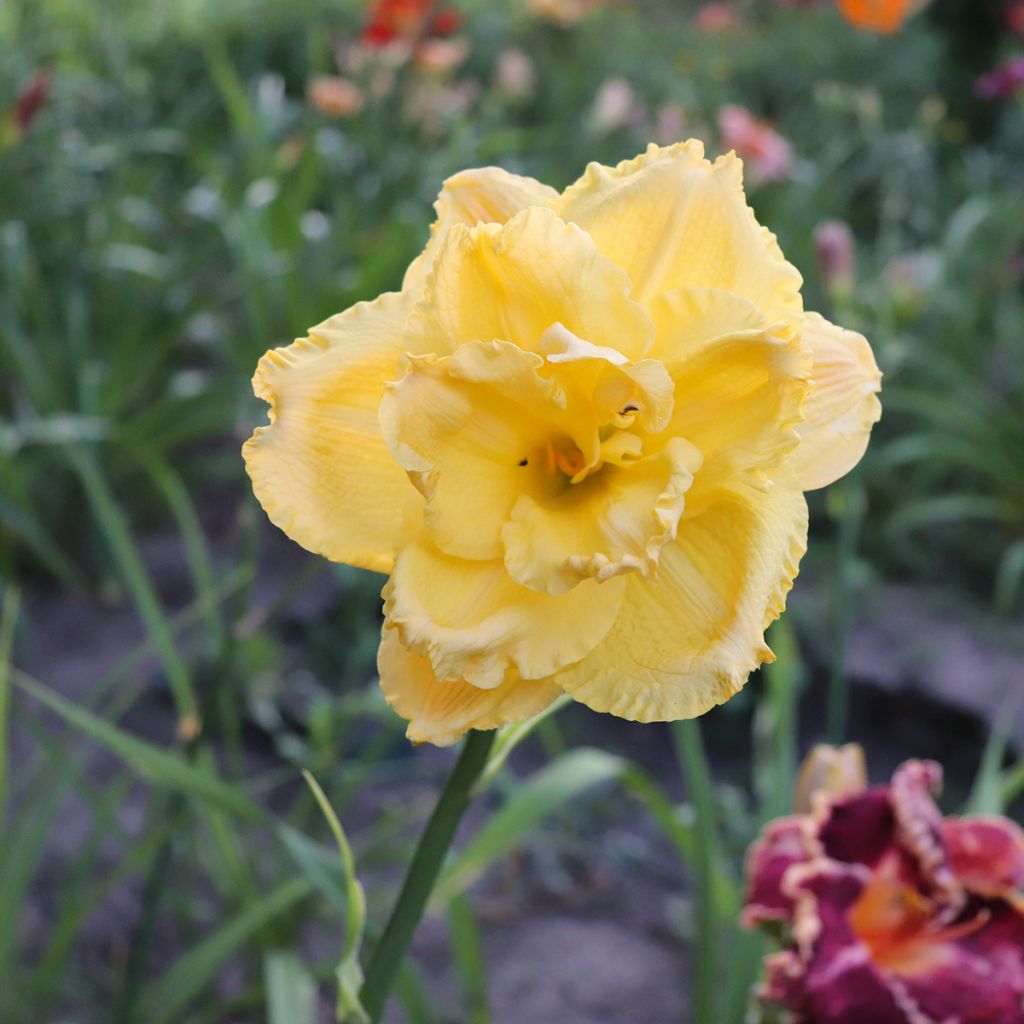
359;728;496;1023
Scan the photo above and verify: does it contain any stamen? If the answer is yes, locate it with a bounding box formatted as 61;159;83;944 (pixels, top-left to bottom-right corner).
554;448;586;477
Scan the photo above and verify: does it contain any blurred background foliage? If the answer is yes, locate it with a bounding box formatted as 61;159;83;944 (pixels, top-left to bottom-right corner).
1;0;1023;1022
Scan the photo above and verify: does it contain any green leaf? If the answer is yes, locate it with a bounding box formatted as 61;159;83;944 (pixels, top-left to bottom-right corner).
12;670;351;910
0;585;19;823
966;695;1018;814
12;669;262;823
265;950;318;1024
135;876;311;1024
475;694;572;793
433;747;626;907
447;893;491;1024
64;447;198;721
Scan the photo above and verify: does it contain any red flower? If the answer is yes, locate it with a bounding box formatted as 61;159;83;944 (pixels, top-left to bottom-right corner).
744;760;1024;1024
9;70;51;136
1006;1;1024;37
361;0;461;47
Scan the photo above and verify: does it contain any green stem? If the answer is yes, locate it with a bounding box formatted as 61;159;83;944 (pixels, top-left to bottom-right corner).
826;477;865;744
671;719;719;1024
359;729;496;1023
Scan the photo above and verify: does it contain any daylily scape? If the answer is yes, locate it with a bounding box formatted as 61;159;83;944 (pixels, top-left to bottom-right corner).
244;141;882;745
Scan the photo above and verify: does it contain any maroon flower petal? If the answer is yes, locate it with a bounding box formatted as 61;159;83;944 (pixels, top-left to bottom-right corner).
944;816;1024;899
817;786;895;868
782;861;912;1024
893;901;1024;1024
742;816;812;926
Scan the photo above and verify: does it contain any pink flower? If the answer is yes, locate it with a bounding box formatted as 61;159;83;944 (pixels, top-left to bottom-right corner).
743;759;1024;1024
976;58;1024;100
694;3;740;33
717;104;792;185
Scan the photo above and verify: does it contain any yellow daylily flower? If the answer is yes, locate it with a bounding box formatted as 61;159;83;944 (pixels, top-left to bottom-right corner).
244;141;882;746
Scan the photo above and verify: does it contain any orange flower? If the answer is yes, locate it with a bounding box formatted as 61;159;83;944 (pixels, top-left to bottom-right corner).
836;0;912;34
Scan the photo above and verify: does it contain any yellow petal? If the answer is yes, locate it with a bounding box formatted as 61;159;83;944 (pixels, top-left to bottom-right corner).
646;286;773;363
403;166;560;293
378;627;562;747
554;481;808;721
502;437;703;596
379;341;573;561
384;538;626;689
789;312;882;491
538;322;676;441
558;142;803;325
243;291;423;574
408;206;654;362
650;289;809;495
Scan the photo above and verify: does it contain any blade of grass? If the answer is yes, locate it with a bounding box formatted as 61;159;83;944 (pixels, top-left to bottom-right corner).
394;963;437;1024
671;720;721;1024
826;478;865;744
1002;759;1024;807
303;770;368;1024
65;445;197;722
966;695;1018;814
433;747;626;907
13;668;261;821
447;893;491;1024
134;875;311;1024
475;694;571;792
754;619;802;822
265;950;318;1024
0;585;19;825
13;668;350;909
0;745;77;996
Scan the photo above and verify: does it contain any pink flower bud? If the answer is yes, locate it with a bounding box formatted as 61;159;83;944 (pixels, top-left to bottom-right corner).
814;220;856;295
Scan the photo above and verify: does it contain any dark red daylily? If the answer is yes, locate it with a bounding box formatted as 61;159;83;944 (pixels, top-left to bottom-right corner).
743;759;1024;1024
361;0;461;47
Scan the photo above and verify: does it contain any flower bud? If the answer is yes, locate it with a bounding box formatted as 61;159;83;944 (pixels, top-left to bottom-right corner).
814;220;856;298
793;742;866;813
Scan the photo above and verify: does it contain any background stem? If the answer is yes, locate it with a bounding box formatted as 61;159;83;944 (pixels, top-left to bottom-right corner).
671;719;719;1024
359;729;496;1023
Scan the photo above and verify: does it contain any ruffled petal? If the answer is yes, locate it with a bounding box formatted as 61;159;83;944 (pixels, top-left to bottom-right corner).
742;817;813;927
502;437;703;595
408;206;654;362
243;291;424;574
403;166;560;293
649;288;809;496
552;480;808;721
558;142;804;323
943;816;1024;899
378;626;562;746
788;312;882;491
780;861;914;1024
379;341;571;561
384;538;626;689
